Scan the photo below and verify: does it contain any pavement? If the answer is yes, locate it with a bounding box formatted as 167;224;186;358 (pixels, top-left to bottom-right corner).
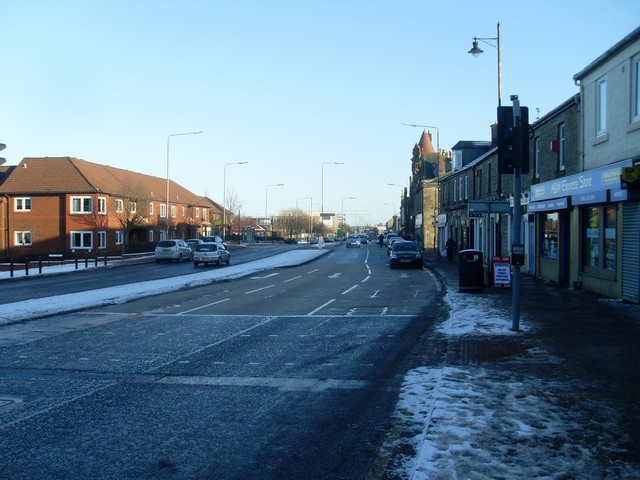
416;248;640;475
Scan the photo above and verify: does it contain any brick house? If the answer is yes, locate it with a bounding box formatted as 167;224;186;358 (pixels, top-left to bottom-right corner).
0;157;222;260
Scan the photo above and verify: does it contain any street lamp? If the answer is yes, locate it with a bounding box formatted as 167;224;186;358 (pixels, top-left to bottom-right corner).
265;183;284;240
321;162;344;233
468;22;501;106
341;196;355;231
223;161;248;240
166;130;202;238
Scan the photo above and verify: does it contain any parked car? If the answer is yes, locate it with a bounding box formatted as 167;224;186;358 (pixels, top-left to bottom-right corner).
283;238;298;244
309;236;319;244
154;240;193;263
346;236;361;248
185;238;204;252
193;242;231;267
389;241;423;269
201;235;225;245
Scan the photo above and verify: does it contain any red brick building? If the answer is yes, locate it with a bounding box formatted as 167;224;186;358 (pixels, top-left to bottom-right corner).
0;157;222;260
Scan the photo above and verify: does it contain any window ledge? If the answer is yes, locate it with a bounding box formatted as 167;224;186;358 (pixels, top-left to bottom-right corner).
593;132;609;145
627;121;640;133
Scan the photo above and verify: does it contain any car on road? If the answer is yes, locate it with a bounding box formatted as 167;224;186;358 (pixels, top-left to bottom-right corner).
193;242;231;267
389;241;423;269
154;240;194;263
346;236;361;248
283;238;298;244
309;236;319;244
201;235;225;246
185;238;204;252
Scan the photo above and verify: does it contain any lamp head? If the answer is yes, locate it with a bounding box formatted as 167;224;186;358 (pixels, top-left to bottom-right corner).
468;38;483;56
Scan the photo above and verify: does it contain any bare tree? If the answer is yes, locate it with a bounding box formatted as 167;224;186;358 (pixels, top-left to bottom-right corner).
111;181;152;254
224;189;244;236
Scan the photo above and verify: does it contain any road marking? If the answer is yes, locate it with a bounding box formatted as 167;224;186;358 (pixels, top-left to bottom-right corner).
283;275;302;283
306;268;319;274
156;376;370;392
306;299;335;316
178;298;230;315
371;290;380;298
328;273;342;279
245;285;275;294
361;275;370;283
250;273;280;279
341;284;358;295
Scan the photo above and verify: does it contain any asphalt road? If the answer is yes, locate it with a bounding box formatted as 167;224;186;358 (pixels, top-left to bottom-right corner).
0;242;447;479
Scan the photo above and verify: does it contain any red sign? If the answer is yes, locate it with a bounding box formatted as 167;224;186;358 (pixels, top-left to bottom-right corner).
492;256;512;288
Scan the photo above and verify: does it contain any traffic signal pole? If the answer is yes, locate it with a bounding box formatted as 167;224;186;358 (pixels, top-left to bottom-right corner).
511;95;523;332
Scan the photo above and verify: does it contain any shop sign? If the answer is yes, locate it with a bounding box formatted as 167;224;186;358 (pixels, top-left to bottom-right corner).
492;256;512;288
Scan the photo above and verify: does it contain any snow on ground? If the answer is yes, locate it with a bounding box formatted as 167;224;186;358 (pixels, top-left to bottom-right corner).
381;287;637;479
0;249;327;325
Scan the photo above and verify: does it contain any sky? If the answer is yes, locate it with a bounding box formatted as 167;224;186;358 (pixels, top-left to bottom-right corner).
2;247;637;478
1;1;638;226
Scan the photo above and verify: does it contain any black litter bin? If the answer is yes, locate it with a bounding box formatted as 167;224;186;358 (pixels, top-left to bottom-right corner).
458;249;484;292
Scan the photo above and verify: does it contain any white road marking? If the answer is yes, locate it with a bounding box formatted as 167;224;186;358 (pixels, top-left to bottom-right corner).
283;275;302;283
371;290;380;298
306;268;319;274
178;298;230;315
361;275;370;283
306;299;336;316
341;284;359;295
328;273;342;279
245;285;275;294
250;273;280;279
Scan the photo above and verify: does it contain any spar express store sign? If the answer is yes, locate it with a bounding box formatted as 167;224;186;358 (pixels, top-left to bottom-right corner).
529;159;633;208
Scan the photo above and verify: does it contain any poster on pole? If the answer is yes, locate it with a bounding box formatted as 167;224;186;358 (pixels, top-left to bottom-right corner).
492;256;512;288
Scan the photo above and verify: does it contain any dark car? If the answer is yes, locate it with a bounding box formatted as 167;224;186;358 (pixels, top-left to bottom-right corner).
389;241;423;269
283;238;298;244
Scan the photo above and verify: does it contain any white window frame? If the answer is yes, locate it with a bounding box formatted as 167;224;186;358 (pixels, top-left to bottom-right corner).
14;197;32;212
171;205;177;218
149;202;154;216
98;196;107;215
596;77;607;137
148;230;154;242
160;203;167;218
115;230;124;245
98;230;107;249
534;137;540;179
202;207;207;220
70;196;93;214
632;54;640;124
129;202;137;214
115;199;124;213
15;230;32;246
558;122;566;172
71;231;93;249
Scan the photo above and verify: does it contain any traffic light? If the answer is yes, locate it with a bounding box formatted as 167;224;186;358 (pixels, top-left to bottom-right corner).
497;106;529;174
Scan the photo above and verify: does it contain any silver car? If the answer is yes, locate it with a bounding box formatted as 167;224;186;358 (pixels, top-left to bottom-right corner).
193;242;231;267
154;240;193;263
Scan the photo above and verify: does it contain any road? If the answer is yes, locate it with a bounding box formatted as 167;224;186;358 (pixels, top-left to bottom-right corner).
0;242;448;479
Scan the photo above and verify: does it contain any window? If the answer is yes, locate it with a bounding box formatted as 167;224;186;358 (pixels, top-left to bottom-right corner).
464;176;468;200
541;213;558;259
533;137;540;178
171;205;177;218
71;231;93;249
115;230;124;245
195;207;200;218
71;196;93;214
596;77;607;137
148;230;154;242
98;231;107;249
487;165;492;195
558;123;566;172
115;199;124;213
202;208;207;219
477;169;482;197
15;197;32;212
98;197;107;215
129;202;137;214
160;203;167;218
633;54;640;124
149;203;154;216
583;205;616;271
15;231;32;246
181;206;185;217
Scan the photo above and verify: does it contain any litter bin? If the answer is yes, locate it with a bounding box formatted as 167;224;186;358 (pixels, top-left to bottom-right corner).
458;249;484;292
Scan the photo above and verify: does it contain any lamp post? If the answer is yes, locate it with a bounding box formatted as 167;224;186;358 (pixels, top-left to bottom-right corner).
341;196;355;232
166;130;202;238
265;183;284;241
321;162;344;234
468;22;501;106
223;161;248;240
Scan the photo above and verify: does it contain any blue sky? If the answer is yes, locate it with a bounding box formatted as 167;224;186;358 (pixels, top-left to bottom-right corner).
1;1;638;225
